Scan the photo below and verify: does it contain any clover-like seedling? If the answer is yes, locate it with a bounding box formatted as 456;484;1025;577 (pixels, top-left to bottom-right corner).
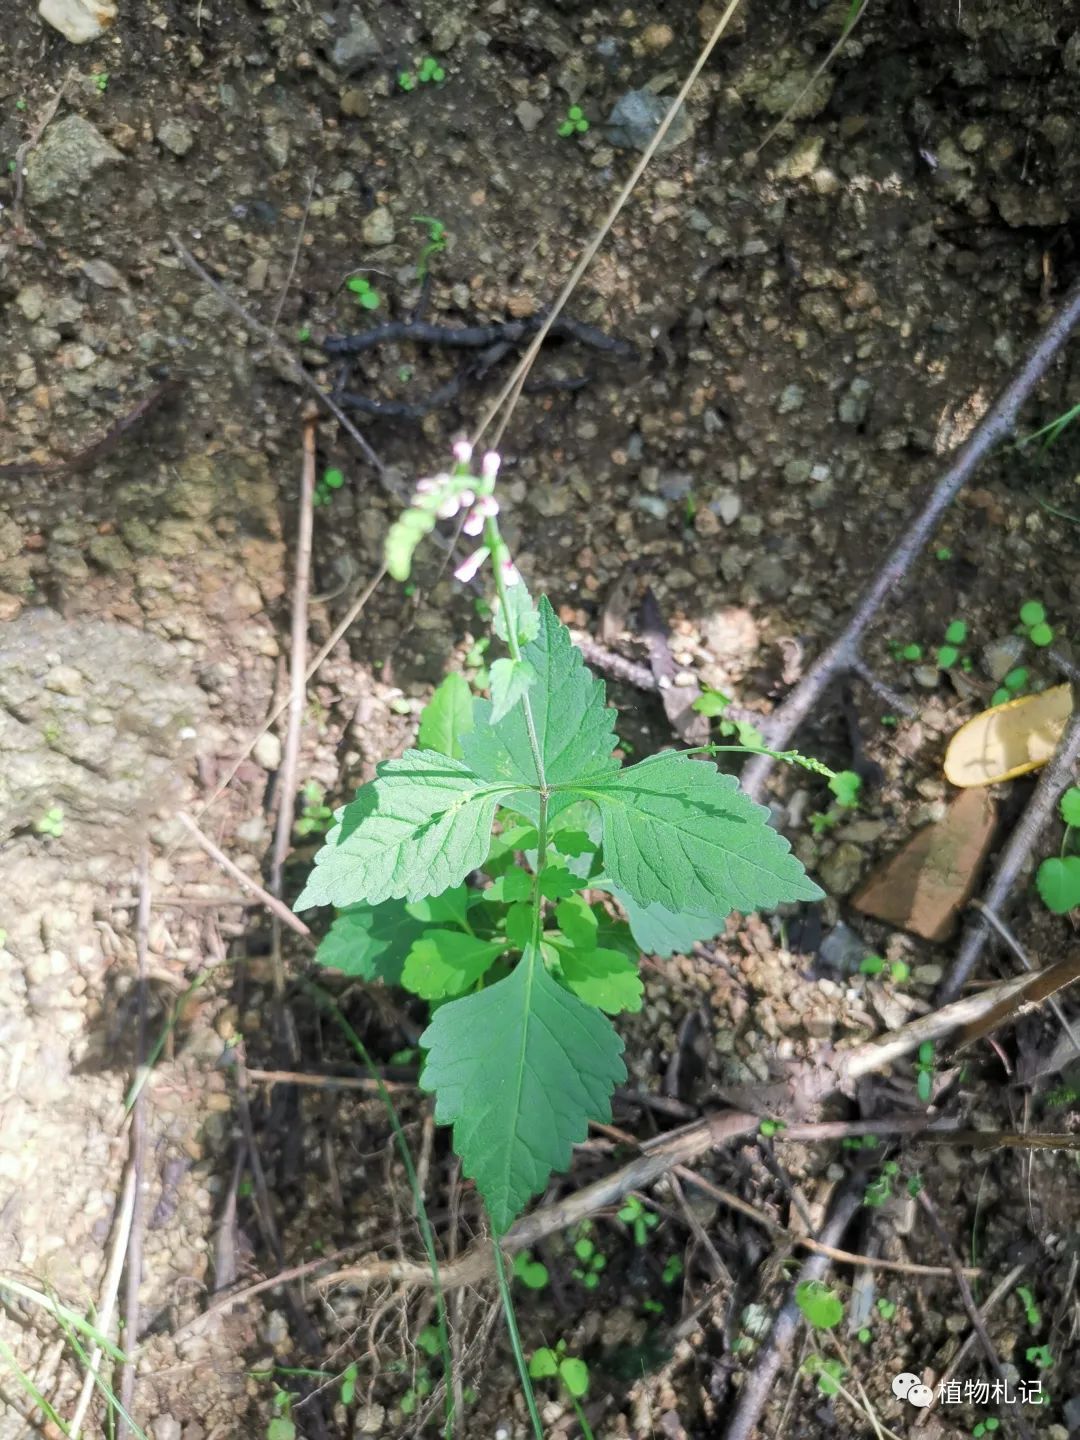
313;465;346;509
1019;599;1055;648
557;105;590;137
1026;1344;1053;1369
346;275;381;311
662;1254;683;1286
876;1297;897;1321
569;1223;607;1288
418;56;446;83
863;1159;900;1208
1035;787;1080;914
512;1250;549;1289
92;73;109;92
972;1419;1000;1437
295;781;334;836
34;805;64;838
802;1354;845;1396
398;69;417;91
618;1193;659;1246
759;1118;785;1138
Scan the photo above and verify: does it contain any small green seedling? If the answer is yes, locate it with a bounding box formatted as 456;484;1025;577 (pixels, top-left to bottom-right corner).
529;1341;589;1399
802;1354;845;1396
34;805;64;838
858;953;909;983
693;688;766;747
400;1326;440;1415
1035;786;1080;914
863;1159;900;1208
512;1251;549;1289
314;466;346;508
400;57;446;89
266;1389;296;1440
15;97;27;111
296;325;312;343
972;1419;1000;1437
411;214;447;281
828;769;861;808
935;546;952;560
92;73;108;92
571;1227;607;1289
618;1193;659;1246
662;1254;683;1286
557;105;589;137
915;1040;935;1103
876;1297;897;1321
1018;600;1054;648
795;1280;844;1330
1026;1344;1053;1369
759;1118;786;1138
339;1364;358;1406
346;275;381;311
907;1172;923;1197
857;1327;872;1344
1016;1287;1041;1329
295;781;334;836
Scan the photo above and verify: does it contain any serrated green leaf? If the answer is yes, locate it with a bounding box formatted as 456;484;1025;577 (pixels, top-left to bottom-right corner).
1061;787;1080;827
552;829;594;857
571;753;823;916
315;901;425;984
486;869;533;903
488;657;537;725
419;950;626;1231
538;866;581;899
401;930;506;999
556;894;598;949
557;946;643;1014
827;769;862;808
462;596;618;820
418;673;473;759
596;881;726;957
494;584;540;648
295;750;514;910
407;884;470;927
1036;855;1080;914
692;688;731;718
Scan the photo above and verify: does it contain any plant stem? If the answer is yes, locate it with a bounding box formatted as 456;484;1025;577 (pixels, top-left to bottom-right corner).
484;514;548;794
491;1239;544;1440
304;985;455;1440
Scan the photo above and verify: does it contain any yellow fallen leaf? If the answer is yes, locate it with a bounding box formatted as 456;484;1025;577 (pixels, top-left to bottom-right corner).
944;683;1073;787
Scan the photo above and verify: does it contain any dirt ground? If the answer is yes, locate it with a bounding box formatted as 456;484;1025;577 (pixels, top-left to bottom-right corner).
2;1;1080;1437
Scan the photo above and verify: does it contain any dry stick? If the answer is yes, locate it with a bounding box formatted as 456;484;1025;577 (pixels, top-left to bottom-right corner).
117;848;151;1440
970;899;1080;1060
671;1167;980;1280
168;233;394;492
472;0;744;453
721;1174;866;1440
938;704;1080;1003
68;1166;138;1439
916;1191;1036;1440
267;415;318;1057
915;1261;1029;1425
740;276;1080;804
194;563;387;823
176;811;313;943
270;170;317;332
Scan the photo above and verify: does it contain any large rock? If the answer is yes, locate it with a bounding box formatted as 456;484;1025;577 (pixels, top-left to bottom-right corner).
604;90;694;153
331;12;381;71
39;0;116;43
25;114;122;205
852;789;997;942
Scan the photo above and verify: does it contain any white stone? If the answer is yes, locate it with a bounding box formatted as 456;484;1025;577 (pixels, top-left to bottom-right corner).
39;0;116;44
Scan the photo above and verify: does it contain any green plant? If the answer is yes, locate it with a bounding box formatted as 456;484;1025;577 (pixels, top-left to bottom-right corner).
802;1353;845;1396
346;275;381;311
529;1341;589;1398
295;780;334;836
662;1254;683;1286
400;57;446;90
693;688;765;747
1035;786;1080;914
828;770;861;808
795;1280;844;1330
972;1419;1000;1437
296;324;312;343
1026;1344;1053;1369
618;1193;659;1247
1018;599;1054;648
759;1118;786;1138
863;1159;900;1208
298;442;821;1236
571;1222;607;1288
875;1297;896;1321
1017;1286;1041;1328
513;1250;550;1289
266;1387;296;1440
313;465;345;508
915;1040;935;1103
411;214;447;281
34;805;64;838
92;73;109;92
557;105;589;138
858;953;908;983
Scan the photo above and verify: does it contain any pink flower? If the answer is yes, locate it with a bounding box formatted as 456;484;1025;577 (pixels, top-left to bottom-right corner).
481;450;501;482
454;546;489;584
453;439;473;465
500;557;522;586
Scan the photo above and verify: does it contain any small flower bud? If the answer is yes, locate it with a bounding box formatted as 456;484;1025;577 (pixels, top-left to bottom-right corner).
481;450;501;481
453;439;473;465
463;509;485;537
454;546;490;584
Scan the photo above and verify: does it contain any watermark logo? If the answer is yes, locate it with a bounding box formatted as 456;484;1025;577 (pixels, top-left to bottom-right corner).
892;1373;934;1408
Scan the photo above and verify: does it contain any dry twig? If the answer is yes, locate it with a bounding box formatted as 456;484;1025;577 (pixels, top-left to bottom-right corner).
740;277;1080;802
